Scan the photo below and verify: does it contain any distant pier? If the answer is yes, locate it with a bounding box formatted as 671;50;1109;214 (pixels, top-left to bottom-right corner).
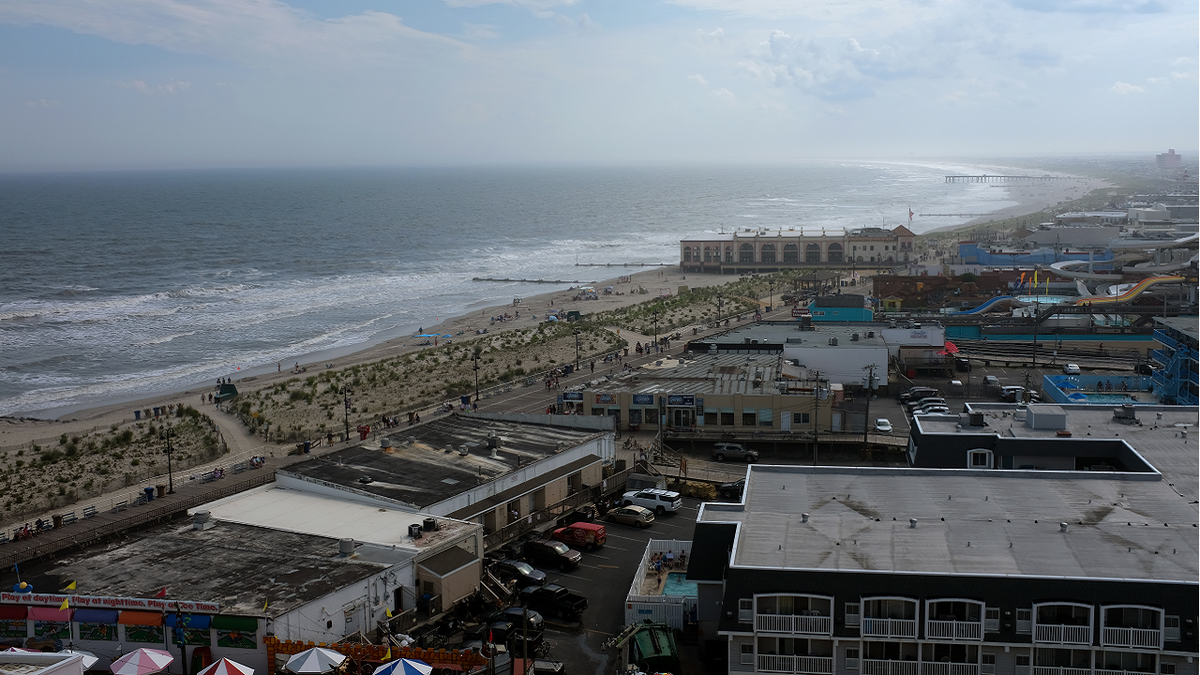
574;262;674;267
945;175;1066;183
473;277;593;284
919;213;989;217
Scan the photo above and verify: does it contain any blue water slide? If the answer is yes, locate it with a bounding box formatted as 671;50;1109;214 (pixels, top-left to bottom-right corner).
955;295;1016;315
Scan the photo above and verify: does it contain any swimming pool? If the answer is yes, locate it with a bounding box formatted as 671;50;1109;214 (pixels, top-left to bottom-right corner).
1016;295;1072;304
663;572;697;597
1069;393;1140;403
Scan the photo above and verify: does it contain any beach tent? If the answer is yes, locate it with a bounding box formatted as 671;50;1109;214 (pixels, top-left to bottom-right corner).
216;383;238;402
372;659;431;675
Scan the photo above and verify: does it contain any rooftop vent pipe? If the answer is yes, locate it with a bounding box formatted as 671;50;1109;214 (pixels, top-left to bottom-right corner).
909;518;918;529
339;538;355;555
802;513;810;523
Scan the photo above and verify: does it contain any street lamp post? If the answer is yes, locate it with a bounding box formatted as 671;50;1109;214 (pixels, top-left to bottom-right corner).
716;291;723;324
862;363;878;443
473;351;481;404
574;328;581;370
342;387;352;442
160;422;176;494
768;279;775;313
652;311;659;354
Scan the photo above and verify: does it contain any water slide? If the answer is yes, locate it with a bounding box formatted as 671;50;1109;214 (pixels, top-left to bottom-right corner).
955;295;1020;314
1073;276;1185;305
1051;232;1198;280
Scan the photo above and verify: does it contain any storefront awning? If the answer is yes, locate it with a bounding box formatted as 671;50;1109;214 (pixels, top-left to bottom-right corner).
211;616;258;632
118;611;163;626
165;614;211;629
28;606;72;622
0;605;28;620
74;609;119;624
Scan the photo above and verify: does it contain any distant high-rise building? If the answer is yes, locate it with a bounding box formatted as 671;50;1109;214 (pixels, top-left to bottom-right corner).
1156;148;1182;168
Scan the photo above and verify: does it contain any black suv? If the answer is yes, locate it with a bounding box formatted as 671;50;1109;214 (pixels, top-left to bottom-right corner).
489;559;546;587
718;478;745;499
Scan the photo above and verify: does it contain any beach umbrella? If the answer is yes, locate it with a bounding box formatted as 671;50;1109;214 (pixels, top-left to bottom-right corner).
59;649;100;670
110;648;174;675
195;657;254;675
285;648;347;674
372;659;431;675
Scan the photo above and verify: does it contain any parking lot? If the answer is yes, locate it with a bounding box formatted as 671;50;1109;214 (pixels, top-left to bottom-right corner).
535;498;701;675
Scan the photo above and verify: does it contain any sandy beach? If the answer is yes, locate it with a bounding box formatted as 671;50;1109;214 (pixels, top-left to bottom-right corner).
923;175;1112;235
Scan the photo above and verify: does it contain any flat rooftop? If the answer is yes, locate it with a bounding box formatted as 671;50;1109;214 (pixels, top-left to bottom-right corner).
283;416;602;509
699;465;1199;582
25;520;398;617
701;322;888;348
193;485;476;552
587;352;797;397
927;403;1200;501
1156;316;1199;344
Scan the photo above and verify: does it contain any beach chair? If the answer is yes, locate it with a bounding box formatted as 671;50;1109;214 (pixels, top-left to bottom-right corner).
200;472;216;484
0;530;7;544
83;505;98;519
233;462;247;474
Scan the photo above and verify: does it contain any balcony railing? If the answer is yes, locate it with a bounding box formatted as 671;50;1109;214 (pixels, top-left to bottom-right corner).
1150;350;1170;367
861;618;918;639
1096;669;1157;675
927;620;983;640
1034;624;1093;645
921;663;979;675
1101;627;1161;649
757;655;834;674
863;660;919;675
757;614;833;635
1033;667;1091;675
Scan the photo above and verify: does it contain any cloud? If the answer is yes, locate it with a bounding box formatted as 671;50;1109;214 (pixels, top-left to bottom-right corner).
1003;0;1165;12
23;98;60;107
1109;81;1144;94
115;79;191;93
462;22;500;40
698;27;726;43
711;87;735;101
552;12;599;32
687;73;708;85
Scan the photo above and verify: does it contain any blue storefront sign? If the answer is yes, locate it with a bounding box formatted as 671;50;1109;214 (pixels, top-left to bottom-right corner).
667;394;695;407
632;394;655;405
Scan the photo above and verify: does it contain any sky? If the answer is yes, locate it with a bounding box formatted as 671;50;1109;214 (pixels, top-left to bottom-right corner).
0;0;1196;171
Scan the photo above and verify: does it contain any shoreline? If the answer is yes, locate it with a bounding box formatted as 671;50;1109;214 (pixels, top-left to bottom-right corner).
0;171;1107;433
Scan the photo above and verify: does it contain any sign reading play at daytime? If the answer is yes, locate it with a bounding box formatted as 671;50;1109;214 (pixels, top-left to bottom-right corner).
0;592;219;613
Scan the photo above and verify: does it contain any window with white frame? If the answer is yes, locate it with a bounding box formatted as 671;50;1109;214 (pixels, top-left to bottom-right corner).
1016;608;1032;633
985;607;1000;632
982;653;996;675
846;647;860;670
740;643;754;665
739;598;753;623
969;449;993;468
1165;616;1180;642
845;602;861;626
794;412;811;424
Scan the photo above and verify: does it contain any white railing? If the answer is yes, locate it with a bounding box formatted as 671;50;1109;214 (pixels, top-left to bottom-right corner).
757;614;833;635
921;663;979;675
1033;667;1091;675
757;655;834;674
1102;627;1161;649
927;620;983;640
861;618;918;638
1035;624;1092;645
1096;669;1156;675
863;660;919;675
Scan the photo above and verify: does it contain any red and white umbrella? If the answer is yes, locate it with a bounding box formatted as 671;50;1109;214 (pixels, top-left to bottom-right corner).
196;657;254;675
111;649;175;675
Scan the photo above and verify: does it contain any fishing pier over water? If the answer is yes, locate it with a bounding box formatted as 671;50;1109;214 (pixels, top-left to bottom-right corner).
945;174;1068;183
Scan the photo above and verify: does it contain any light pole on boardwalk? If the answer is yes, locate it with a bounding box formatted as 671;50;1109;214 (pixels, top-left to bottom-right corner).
768;279;775;313
716;291;723;324
473;349;481;404
652;311;659;354
574;328;581;370
160;421;176;494
342;386;352;442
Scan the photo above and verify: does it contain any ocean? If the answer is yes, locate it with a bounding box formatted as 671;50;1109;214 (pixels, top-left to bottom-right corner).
0;161;1026;417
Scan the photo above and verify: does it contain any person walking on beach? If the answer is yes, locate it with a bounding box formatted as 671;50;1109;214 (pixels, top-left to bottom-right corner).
278;363;281;373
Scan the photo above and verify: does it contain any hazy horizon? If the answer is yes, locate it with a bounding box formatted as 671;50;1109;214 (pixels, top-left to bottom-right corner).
1;0;1196;172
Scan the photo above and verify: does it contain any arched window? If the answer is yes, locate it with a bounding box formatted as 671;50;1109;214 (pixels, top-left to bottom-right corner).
683;248;693;262
827;243;843;264
783;243;799;263
740;243;755;263
725;246;735;263
968;449;993;469
761;243;776;263
805;243;822;264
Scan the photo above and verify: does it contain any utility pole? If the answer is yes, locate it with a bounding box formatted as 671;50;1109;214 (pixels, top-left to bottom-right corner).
343;386;352;442
473;349;481;404
160;421;176;494
768;279;775;313
862;363;878;443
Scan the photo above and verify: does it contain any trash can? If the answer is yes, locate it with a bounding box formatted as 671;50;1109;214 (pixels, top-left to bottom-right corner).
52;514;64;529
153;407;160;417
144;486;155;502
156;485;166;498
303;441;311;453
134;409;142;420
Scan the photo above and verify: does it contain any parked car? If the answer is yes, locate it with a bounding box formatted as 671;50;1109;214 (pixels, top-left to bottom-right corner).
955;357;971;372
487;606;544;650
523;539;582;571
874;418;892;433
899;387;938;402
518;584;589;620
913;405;951;415
906;397;945;411
1000;386;1040;403
711;442;758;462
1063;363;1081;375
552;522;606;550
621;488;682;515
607;505;655;528
982;375;1001;387
718;478;746;499
489;559;547;587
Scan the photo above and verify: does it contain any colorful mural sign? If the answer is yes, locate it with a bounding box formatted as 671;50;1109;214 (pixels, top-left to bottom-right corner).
216;629;257;649
79;622;118;641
